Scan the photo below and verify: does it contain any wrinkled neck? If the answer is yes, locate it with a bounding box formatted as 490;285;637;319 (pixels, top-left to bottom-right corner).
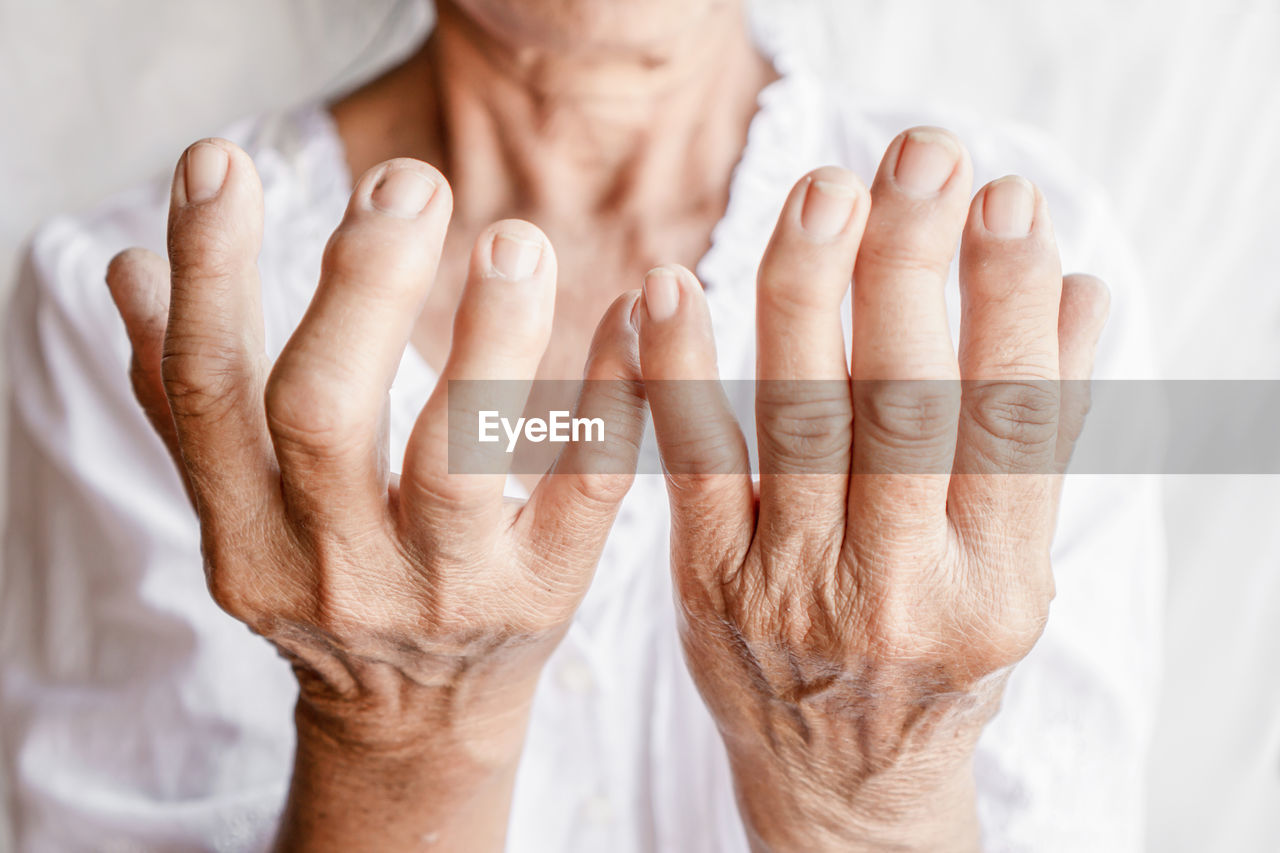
424;1;773;224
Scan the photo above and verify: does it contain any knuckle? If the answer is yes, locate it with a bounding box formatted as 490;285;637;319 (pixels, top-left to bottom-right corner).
1057;383;1093;445
551;400;643;478
322;228;422;293
964;380;1058;458
866;585;1051;681
127;356;162;402
994;608;1050;660
586;377;646;416
948;552;1056;673
757;386;852;468
560;471;634;510
967;593;1052;672
263;369;367;458
855;239;952;279
856;381;961;449
198;512;288;630
757;271;844;316
160;338;253;420
206;569;266;627
659;431;748;479
203;545;269;627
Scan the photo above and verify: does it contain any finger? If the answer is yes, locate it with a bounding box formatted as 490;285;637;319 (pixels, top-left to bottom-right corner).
754;167;867;539
847;127;970;553
519;291;647;593
949;176;1063;542
399;220;557;549
264;159;451;531
757;167;867;383
1055;273;1110;474
106;247;192;502
638;265;755;580
163;138;275;528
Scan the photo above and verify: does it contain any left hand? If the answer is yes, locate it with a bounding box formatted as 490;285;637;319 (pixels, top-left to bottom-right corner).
635;127;1110;851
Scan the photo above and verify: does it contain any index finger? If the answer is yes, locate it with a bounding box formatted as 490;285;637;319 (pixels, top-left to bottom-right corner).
162;139;277;531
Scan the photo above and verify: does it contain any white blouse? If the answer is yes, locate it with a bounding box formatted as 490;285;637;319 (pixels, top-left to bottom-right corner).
0;14;1165;853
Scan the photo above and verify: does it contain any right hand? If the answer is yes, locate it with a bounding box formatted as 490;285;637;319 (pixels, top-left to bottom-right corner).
105;138;647;761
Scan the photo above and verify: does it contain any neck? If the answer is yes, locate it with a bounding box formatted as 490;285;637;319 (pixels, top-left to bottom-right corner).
333;2;774;229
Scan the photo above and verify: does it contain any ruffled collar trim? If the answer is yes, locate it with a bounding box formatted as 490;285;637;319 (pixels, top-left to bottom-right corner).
264;10;828;390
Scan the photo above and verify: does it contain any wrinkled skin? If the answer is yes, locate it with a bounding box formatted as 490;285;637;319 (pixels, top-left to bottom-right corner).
106;15;1106;848
635;130;1107;850
107;142;650;849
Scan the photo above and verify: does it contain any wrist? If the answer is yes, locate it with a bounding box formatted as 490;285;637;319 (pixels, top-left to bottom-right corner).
729;742;981;853
290;655;540;769
267;619;552;757
716;669;1009;853
276;680;535;853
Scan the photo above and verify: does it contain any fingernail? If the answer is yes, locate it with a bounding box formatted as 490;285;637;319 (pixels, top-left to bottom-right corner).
184;143;229;203
370;166;437;217
490;232;543;280
801;179;859;238
893;129;959;196
983;176;1036;237
629;293;644;333
643;268;680;322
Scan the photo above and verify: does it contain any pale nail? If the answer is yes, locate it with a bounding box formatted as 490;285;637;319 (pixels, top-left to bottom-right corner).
643;268;681;322
893;129;960;196
370;167;437;218
983;176;1036;237
491;232;543;280
629;293;644;333
184;143;229;204
801;179;859;238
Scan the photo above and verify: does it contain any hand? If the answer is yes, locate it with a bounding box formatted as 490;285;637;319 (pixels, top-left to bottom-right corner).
635;127;1109;852
105;139;646;851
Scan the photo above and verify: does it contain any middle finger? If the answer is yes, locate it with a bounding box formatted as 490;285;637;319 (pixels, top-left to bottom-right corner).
848;127;970;554
755;166;869;540
265;159;452;534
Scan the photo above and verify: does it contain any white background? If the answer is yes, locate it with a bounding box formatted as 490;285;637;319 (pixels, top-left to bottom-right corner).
1;1;1277;850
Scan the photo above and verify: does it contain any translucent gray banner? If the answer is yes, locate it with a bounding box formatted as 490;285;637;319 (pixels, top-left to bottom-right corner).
443;379;1280;475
